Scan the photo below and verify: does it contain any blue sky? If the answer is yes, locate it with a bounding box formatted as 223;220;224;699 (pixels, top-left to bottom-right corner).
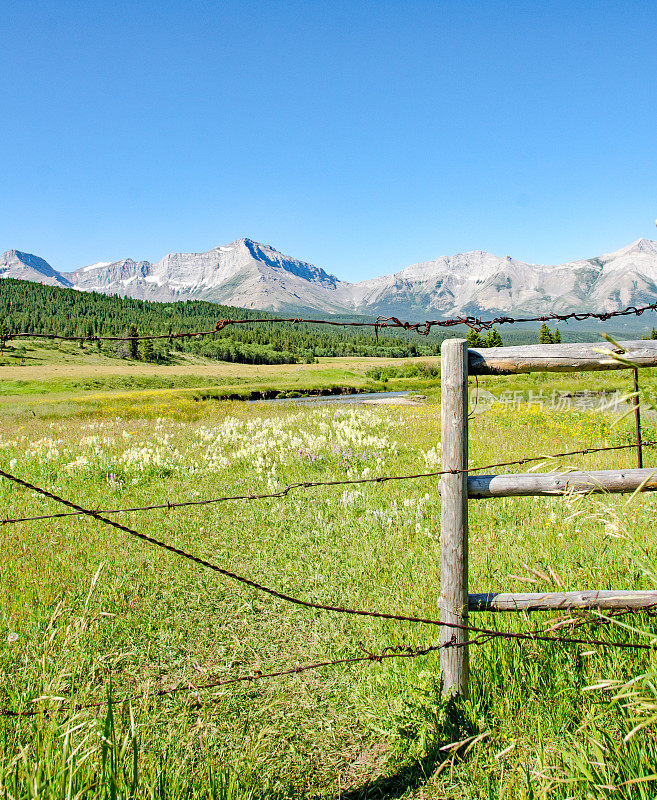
2;0;656;280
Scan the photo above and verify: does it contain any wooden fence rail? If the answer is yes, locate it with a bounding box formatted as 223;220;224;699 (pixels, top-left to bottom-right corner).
468;339;657;374
439;338;657;697
468;590;657;612
466;468;657;498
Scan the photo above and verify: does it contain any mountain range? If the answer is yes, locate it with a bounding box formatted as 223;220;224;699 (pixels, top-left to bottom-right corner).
2;237;657;320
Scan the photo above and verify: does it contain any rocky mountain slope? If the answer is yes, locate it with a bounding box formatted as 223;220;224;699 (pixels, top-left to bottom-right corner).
348;239;657;318
61;239;350;314
0;250;73;288
2;237;657;320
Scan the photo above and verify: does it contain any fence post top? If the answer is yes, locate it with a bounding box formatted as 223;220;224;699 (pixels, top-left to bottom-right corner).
442;337;468;348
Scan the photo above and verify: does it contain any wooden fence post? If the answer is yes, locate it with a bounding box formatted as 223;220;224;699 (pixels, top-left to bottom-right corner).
440;338;469;697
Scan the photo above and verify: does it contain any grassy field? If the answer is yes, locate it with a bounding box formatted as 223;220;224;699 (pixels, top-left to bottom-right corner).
0;340;433;419
2;345;657;798
5;337;657;418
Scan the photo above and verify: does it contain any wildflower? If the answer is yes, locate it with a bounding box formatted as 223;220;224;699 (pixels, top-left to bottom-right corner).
423;445;442;469
63;455;90;473
107;473;123;489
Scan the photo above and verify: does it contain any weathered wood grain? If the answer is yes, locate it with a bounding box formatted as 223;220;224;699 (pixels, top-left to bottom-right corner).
468;339;657;374
440;338;469;697
466;468;657;498
469;590;657;611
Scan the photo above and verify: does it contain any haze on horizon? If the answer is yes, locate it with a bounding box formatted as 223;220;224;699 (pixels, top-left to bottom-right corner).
2;0;656;281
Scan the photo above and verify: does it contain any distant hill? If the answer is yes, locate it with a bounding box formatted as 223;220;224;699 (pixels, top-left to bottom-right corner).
3;237;657;321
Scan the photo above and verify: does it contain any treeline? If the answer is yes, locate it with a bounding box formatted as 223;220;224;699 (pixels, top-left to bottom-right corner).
0;279;440;364
3;279;626;365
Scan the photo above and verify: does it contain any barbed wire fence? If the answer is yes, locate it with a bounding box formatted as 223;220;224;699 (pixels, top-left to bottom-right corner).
2;300;657;717
1;450;656;719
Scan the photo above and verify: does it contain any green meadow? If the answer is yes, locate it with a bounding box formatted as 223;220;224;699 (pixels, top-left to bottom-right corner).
2;345;657;798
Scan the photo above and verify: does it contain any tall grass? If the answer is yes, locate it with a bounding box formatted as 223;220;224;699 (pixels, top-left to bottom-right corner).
2;391;657;797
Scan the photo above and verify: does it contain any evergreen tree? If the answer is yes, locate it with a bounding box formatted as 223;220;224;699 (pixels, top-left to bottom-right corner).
128;325;139;359
553;327;562;343
538;323;554;344
140;337;156;362
484;328;503;347
466;328;483;347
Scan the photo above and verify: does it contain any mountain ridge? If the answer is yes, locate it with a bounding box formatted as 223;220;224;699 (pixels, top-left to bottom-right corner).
3;237;657;320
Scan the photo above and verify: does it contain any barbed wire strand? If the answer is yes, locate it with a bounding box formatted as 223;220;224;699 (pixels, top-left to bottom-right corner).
4;606;655;719
0;642;450;718
3;439;656;526
1;466;656;650
3;300;657;343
